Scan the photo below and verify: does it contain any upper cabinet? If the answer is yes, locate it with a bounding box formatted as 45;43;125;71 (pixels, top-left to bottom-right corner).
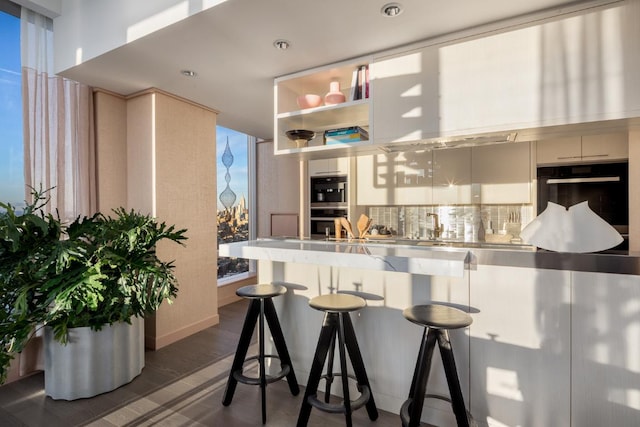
357;143;531;206
472;142;532;204
371;47;441;145
356;152;433;206
537;133;628;165
369;3;639;147
274;57;373;156
308;157;349;176
432;147;472;205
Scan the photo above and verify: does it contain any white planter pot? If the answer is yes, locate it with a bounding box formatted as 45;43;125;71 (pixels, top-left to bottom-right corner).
44;317;144;400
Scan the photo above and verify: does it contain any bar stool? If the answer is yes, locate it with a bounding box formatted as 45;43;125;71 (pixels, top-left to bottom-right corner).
322;290;383;405
297;293;378;427
401;304;473;427
222;283;299;424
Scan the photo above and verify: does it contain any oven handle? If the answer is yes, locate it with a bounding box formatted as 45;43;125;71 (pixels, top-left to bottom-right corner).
546;176;620;184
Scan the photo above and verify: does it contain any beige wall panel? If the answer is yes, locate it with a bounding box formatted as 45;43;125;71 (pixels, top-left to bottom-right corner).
630;129;640;251
150;92;218;349
256;140;300;237
94;90;127;213
126;93;155;215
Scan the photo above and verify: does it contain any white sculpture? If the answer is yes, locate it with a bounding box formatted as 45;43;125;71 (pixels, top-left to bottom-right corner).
520;201;623;253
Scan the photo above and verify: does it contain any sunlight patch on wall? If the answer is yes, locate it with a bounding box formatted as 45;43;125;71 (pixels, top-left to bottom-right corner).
127;2;190;43
486;416;521;427
608;388;640;411
486;366;524;402
401;84;422;97
372;51;422;79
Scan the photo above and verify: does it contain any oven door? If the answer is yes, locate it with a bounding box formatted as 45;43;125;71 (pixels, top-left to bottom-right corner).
537;162;628;250
310;207;347;238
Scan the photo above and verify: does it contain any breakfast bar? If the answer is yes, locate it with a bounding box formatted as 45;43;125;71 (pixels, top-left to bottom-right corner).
220;238;640;427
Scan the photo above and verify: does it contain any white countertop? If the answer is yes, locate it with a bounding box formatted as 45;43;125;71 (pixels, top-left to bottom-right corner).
218;238;469;277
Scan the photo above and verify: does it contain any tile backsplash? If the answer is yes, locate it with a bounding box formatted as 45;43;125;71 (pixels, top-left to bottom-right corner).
367;204;534;242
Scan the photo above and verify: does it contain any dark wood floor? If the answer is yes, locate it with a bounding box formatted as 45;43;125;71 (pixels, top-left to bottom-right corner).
0;300;400;426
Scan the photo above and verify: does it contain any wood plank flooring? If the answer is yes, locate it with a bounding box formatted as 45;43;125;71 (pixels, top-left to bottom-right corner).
0;300;401;426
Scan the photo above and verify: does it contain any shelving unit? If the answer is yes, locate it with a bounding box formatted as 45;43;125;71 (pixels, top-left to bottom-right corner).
274;56;373;156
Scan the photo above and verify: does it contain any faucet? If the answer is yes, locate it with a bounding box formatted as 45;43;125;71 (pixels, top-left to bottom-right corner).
426;213;440;239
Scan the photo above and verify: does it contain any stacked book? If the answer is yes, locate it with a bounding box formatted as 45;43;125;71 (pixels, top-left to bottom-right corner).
324;126;369;145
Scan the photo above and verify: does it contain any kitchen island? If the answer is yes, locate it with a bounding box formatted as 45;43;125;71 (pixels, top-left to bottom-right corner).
219;238;640;427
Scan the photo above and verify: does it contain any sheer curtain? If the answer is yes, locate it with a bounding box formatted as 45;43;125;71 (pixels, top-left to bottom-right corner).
21;7;96;221
17;7;96;378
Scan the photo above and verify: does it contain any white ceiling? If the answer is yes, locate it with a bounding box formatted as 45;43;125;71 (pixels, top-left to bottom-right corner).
58;0;601;139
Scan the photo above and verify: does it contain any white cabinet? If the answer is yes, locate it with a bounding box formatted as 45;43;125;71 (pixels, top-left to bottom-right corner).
371;47;441;145
571;272;640;427
308;158;348;176
469;265;571;427
356;152;432;206
275;57;372;156
536;133;628;165
471;142;531;204
370;5;639;146
432;147;472;205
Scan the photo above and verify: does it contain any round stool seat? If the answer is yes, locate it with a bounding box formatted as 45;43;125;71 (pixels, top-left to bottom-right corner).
403;304;472;330
337;290;384;301
309;294;366;313
236;283;286;299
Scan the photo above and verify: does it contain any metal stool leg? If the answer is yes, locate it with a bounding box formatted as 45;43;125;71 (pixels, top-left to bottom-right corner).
259;299;267;424
324;332;337;403
264;297;300;395
337;313;353;427
342;313;379;421
438;329;470;427
297;313;337;427
406;327;438;427
222;299;260;406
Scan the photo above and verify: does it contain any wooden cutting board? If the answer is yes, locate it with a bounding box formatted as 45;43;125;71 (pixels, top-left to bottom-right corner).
356;214;372;238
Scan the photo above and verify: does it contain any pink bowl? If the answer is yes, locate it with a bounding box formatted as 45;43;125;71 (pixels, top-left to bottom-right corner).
296;94;322;109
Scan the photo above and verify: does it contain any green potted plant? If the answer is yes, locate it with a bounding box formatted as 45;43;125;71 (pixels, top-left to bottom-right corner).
0;189;187;398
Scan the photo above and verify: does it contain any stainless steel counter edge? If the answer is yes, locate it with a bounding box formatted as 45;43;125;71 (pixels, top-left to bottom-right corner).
220;238;640;276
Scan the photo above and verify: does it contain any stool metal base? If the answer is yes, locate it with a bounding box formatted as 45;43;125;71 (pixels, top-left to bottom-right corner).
297;310;378;427
222;296;299;424
232;354;290;385
401;326;471;427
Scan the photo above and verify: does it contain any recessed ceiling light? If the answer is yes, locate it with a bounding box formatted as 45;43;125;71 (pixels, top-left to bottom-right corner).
381;2;403;17
181;70;197;77
273;39;291;50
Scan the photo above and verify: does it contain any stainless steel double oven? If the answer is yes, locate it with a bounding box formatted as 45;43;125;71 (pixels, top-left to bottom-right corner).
310;175;347;238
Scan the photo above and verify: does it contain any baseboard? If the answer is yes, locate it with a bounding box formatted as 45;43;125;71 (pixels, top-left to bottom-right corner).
145;314;220;350
218;276;257;307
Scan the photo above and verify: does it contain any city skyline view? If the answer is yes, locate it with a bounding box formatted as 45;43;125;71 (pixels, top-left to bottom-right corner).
216;126;249;212
0;11;24;208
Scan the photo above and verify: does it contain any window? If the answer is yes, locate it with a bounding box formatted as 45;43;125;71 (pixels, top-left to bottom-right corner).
0;6;24;211
216;126;256;283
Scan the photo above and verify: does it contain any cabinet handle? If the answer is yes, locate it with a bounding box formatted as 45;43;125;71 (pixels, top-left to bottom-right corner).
582;154;609;158
313;170;341;175
557;156;582;160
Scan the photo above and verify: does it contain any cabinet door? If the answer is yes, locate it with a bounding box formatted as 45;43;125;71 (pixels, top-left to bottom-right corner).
356;154;397;205
309;158;348;176
581;132;628;162
371;47;441;145
571;272;640;427
394;150;433;205
432;147;471;205
472;142;531;203
470;265;571;427
536;137;582;164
